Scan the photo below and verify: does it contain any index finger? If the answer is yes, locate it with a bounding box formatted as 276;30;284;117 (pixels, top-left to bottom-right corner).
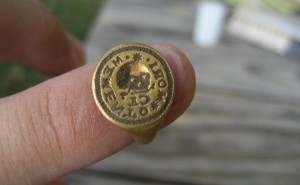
0;44;195;185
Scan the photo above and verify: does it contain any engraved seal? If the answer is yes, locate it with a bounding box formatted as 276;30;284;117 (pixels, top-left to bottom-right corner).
92;43;174;144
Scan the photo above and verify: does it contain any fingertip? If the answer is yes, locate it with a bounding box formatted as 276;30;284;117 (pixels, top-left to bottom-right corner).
0;0;86;76
152;44;196;125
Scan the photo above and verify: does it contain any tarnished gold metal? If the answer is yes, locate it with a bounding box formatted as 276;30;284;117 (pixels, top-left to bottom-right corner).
92;43;175;144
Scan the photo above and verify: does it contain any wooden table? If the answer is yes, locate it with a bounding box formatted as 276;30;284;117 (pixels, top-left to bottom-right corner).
66;0;300;184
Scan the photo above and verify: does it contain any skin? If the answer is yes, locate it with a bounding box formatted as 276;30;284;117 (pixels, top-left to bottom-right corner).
0;0;196;185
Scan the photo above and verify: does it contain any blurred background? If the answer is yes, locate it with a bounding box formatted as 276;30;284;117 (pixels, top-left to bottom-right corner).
2;0;300;185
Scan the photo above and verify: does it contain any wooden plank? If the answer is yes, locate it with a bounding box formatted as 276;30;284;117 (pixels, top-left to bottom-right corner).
88;153;300;185
86;91;300;185
65;170;158;185
79;0;300;185
65;169;204;185
87;0;300;102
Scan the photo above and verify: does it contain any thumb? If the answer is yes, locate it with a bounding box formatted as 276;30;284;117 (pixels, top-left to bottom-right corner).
0;0;85;76
0;45;195;185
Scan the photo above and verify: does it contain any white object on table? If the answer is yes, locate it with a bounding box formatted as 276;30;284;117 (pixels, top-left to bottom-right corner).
193;1;228;47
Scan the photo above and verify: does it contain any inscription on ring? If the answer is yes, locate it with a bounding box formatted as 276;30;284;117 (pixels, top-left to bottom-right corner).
94;44;174;125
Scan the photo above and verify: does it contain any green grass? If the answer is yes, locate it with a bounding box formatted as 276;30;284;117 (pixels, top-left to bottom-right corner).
42;0;106;41
0;0;105;97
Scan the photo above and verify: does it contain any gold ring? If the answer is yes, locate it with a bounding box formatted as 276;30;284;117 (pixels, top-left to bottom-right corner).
92;43;175;144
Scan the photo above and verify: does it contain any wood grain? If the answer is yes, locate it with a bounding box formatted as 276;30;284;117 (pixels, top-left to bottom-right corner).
68;0;300;185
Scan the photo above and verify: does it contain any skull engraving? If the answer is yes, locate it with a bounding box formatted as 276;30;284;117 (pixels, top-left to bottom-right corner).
117;63;154;99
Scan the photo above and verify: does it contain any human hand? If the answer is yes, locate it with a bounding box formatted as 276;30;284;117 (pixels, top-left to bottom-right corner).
0;1;196;185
